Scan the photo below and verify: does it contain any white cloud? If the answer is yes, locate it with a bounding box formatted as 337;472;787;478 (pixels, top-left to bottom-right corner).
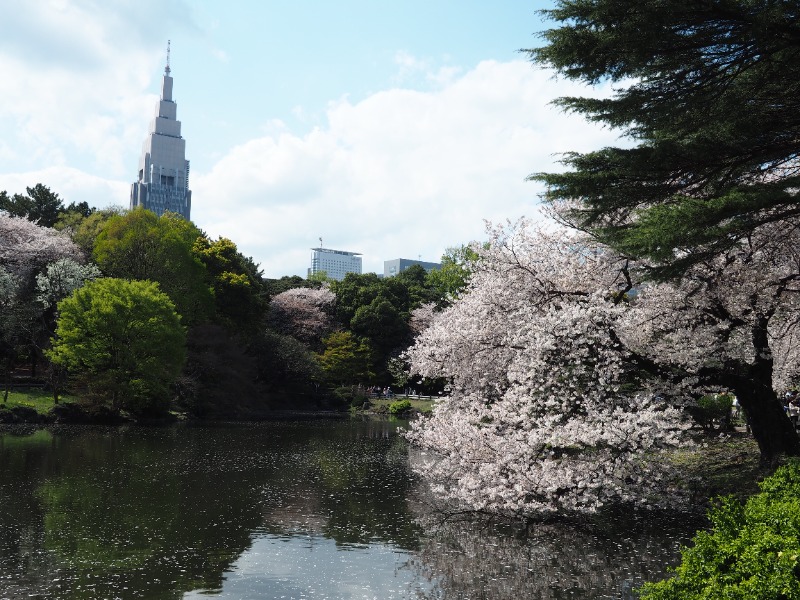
0;0;195;178
0;11;621;282
0;166;129;209
192;59;621;278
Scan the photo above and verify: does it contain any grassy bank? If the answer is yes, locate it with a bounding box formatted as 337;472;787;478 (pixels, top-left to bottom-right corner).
364;396;436;415
2;388;79;413
671;431;763;503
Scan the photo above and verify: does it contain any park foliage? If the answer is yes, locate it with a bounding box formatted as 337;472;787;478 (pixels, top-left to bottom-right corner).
47;278;185;415
1;0;799;539
639;460;800;599
0;188;468;417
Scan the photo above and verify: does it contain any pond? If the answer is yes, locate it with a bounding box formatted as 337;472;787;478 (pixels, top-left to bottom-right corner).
0;419;697;599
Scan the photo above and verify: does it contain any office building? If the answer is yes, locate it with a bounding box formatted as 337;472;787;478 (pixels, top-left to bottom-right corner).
130;42;192;219
383;258;441;278
309;247;362;281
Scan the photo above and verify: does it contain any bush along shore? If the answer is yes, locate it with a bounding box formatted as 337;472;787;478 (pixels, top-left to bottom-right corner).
0;389;166;425
0;387;438;425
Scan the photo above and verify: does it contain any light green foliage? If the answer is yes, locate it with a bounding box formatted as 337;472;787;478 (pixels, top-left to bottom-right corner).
68;207;123;255
426;244;479;306
388;399;412;415
47;278;186;416
93;209;213;325
640;460;800;599
307;270;331;284
193;235;266;331
317;331;374;386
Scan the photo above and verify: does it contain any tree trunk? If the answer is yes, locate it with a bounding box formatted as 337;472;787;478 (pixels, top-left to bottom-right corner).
731;361;800;465
737;389;799;465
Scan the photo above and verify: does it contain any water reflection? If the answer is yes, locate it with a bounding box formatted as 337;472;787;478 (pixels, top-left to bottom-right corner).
410;516;694;600
185;534;428;600
0;420;696;599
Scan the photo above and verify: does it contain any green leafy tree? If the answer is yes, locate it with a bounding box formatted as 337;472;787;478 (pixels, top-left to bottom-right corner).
640;459;800;599
254;330;323;391
263;275;318;300
47;278;186;416
317;331;374;386
66;206;124;255
328;269;444;384
350;298;409;356
426;245;479;306
307;270;331;284
177;324;266;418
93;209;213;325
530;0;800;279
53;200;96;239
331;273;385;326
193;235;266;331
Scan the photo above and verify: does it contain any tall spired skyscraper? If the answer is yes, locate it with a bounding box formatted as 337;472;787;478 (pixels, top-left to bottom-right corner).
130;42;192;219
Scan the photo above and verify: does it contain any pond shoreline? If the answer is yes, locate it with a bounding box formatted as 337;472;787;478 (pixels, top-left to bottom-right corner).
0;399;425;427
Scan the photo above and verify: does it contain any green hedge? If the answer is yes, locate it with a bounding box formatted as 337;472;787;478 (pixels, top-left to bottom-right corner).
640;460;800;599
388;399;412;415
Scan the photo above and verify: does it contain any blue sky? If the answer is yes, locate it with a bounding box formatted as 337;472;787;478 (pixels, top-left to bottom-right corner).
0;1;618;277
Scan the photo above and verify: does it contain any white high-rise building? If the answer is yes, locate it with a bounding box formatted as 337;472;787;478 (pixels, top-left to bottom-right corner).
309;247;362;281
130;42;192;220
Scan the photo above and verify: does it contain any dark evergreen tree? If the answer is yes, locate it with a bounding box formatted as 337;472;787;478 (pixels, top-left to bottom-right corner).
530;0;800;279
0;184;64;228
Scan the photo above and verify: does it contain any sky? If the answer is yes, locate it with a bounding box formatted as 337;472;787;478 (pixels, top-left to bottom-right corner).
0;0;621;278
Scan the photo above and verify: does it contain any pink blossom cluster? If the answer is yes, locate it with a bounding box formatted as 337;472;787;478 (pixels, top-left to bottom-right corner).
268;286;336;345
404;219;742;516
0;213;82;283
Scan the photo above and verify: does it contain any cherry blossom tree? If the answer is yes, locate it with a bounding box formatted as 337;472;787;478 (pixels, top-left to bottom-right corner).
617;217;800;461
35;258;102;309
404;217;800;517
268;287;336;348
0;213;82;285
0;214;85;383
408;302;436;336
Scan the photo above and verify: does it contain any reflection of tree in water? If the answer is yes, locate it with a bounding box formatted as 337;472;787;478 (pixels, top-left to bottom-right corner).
2;426;263;599
409;513;698;600
0;429;60;599
1;421;701;599
259;419;424;550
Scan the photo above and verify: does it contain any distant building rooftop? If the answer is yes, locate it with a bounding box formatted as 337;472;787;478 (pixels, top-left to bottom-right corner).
309;247;362;281
384;258;441;278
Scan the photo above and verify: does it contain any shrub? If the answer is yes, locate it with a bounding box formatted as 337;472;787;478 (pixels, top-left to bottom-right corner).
639;460;800;599
332;386;368;409
389;399;412;415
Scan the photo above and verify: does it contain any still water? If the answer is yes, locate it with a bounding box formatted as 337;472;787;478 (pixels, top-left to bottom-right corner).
0;419;696;599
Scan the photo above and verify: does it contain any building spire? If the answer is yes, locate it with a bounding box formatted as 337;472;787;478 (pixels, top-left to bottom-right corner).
165;40;171;76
